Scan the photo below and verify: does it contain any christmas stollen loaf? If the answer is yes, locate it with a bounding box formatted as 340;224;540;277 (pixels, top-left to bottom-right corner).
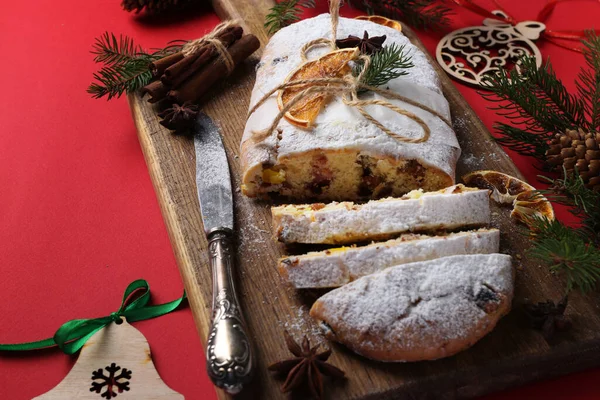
310;253;514;362
279;228;499;289
271;184;491;244
241;14;460;201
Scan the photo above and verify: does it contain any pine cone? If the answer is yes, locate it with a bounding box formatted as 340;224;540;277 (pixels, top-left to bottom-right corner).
546;128;600;192
121;0;192;13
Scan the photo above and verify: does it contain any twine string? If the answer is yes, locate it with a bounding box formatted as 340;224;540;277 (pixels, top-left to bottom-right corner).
182;20;240;74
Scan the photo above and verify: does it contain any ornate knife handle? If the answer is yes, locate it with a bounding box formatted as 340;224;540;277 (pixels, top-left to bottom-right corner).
205;228;253;394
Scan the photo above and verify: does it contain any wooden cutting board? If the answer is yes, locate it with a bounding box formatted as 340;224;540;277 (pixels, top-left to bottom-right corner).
128;1;600;398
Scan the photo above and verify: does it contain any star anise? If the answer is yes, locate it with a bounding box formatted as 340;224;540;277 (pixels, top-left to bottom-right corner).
336;31;386;55
268;331;345;399
157;102;199;134
523;296;572;340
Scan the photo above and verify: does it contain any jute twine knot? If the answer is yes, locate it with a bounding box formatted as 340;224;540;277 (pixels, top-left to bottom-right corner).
248;0;451;144
182;20;239;74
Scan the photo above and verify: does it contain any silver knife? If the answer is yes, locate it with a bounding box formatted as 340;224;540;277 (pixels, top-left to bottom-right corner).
194;112;253;394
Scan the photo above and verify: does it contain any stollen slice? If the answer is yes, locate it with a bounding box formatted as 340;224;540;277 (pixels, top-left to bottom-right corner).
279;229;500;289
310;253;513;362
271;184;490;244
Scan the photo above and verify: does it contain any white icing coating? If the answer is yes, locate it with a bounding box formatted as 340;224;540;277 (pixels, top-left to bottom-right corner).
310;253;514;361
272;185;491;244
280;229;500;288
241;14;461;182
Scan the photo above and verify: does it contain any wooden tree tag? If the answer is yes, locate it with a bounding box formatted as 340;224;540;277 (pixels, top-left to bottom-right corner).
34;319;184;400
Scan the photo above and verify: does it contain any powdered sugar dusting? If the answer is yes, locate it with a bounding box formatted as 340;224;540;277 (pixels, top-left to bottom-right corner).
312;254;513;361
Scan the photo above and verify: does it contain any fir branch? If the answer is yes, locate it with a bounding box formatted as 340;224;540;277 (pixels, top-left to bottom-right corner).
540;167;600;245
494;123;549;158
356;43;413;89
91;32;143;66
88;33;183;100
576;32;600;131
88;59;155;100
264;0;316;34
529;217;600;294
480;56;582;160
348;0;452;31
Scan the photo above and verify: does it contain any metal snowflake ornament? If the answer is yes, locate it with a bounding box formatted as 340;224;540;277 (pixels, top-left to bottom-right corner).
436;10;545;87
90;363;132;399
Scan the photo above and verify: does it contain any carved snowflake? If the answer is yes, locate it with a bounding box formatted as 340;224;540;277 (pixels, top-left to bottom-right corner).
90;363;132;399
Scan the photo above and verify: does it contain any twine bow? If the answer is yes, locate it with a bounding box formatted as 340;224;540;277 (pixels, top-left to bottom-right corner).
248;0;451;144
0;279;186;355
182;20;240;73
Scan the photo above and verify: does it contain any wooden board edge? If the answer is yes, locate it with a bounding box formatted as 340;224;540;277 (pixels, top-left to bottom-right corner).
357;339;600;399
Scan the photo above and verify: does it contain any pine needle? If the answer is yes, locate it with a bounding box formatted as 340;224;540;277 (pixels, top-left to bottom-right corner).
494;123;549;158
356;43;413;89
529;217;600;294
87;32;183;100
91;32;143;66
264;0;316;34
576;32;600;132
480;56;583;160
540;167;600;245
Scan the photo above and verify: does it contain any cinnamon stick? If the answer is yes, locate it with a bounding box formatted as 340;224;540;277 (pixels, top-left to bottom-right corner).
149;52;184;77
167;26;244;88
161;52;201;86
168;34;260;105
162;26;243;87
141;80;170;103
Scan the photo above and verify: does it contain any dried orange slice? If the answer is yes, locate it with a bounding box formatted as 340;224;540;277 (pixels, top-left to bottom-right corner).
462;170;555;226
511;190;555;225
355;15;402;32
277;48;359;128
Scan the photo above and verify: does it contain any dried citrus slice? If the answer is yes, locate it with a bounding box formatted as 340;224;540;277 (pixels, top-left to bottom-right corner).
355;15;402;32
462;170;555;226
511;190;555;225
277;48;359;128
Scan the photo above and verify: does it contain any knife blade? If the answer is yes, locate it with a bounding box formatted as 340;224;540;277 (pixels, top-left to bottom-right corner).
194;112;234;233
194;112;253;394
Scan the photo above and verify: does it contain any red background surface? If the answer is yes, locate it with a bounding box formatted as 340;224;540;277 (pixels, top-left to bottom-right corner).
1;0;599;399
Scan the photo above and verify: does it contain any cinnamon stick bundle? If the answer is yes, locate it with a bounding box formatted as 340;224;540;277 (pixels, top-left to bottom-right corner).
142;25;247;104
168;34;260;105
165;26;243;88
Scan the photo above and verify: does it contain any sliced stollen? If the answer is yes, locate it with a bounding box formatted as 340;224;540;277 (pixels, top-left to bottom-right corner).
271;184;491;244
279;229;500;288
310;254;514;362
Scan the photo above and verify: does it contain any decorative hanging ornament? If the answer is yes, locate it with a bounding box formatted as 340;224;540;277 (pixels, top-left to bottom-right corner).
436;0;600;87
0;280;187;399
34;318;183;400
436;10;545;86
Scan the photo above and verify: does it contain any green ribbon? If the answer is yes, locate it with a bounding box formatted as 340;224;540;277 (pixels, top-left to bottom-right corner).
0;279;186;355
